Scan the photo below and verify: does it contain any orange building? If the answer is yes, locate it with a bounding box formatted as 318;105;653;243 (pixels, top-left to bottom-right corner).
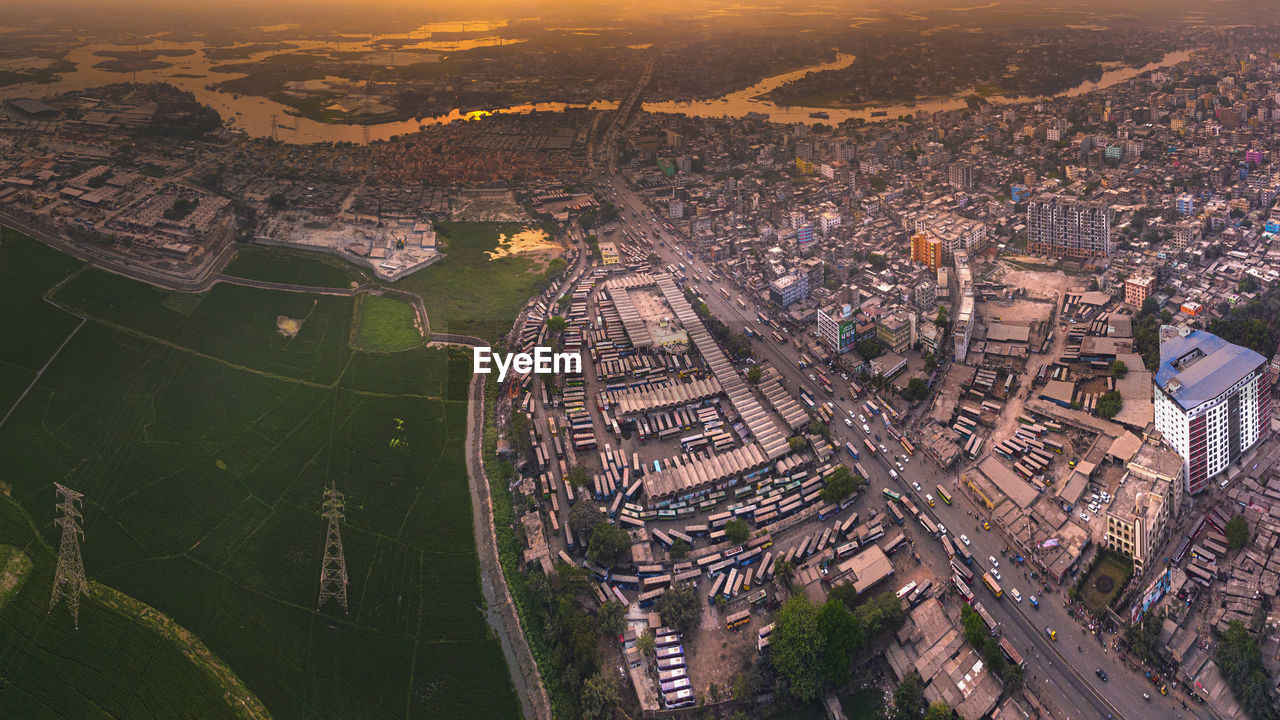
910;233;943;270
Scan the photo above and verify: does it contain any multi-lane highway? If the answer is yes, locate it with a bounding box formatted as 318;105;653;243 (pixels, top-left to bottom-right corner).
604;175;1209;720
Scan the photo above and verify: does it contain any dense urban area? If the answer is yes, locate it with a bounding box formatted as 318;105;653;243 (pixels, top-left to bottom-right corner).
1;5;1279;720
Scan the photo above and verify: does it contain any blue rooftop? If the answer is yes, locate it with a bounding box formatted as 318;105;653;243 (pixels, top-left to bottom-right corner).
1155;330;1265;410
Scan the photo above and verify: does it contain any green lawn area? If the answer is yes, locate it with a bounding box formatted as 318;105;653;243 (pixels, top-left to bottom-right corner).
1080;552;1132;613
396;222;554;342
0;230;520;719
354;295;423;352
221;245;366;289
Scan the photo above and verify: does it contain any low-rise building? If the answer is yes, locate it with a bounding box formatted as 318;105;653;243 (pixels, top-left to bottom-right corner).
1105;436;1185;573
1124;274;1156;307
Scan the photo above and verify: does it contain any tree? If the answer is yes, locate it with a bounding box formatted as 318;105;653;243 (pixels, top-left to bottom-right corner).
1125;611;1163;664
725;518;751;545
1215;620;1276;720
924;701;954;720
1096;390;1123;419
892;672;926;720
774;558;795;590
820;465;863;504
567;465;591;487
547;315;567;332
658;582;701;633
669;538;691;560
856;338;884;359
580;670;619;720
747;365;763;384
903;377;929;402
816;598;861;687
637;630;655;656
1225;515;1250;550
923;351;938;372
597;600;625;637
586;522;630;565
268;192;288;209
1110;360;1128;379
770;594;824;702
935;305;949;328
869;176;889;193
788;436;806;452
732;668;762;702
569;503;602;547
1001;663;1024;693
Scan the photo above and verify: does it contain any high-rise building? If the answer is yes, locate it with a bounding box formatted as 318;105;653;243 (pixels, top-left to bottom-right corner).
953;250;974;363
910;232;943;270
948;161;974;190
1026;195;1112;259
1124;275;1156;307
817;287;860;354
1154;330;1270;494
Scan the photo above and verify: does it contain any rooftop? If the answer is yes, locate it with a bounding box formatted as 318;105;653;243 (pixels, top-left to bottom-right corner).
1155;330;1265;410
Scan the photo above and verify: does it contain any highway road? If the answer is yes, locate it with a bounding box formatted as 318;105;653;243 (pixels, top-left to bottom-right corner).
604;176;1211;720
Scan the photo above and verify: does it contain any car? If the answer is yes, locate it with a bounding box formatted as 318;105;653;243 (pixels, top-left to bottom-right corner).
809;373;816;381
991;568;1001;581
937;523;947;535
879;444;888;454
848;409;857;417
840;373;849;381
895;462;904;472
1080;512;1091;522
926;494;935;507
844;417;853;427
862;423;871;434
988;556;999;568
1046;627;1057;640
902;455;910;464
1011;588;1022;603
912;482;922;492
982;521;991;530
889;469;900;480
1029;595;1039;608
1095;669;1108;682
960;534;971;546
858;414;867;423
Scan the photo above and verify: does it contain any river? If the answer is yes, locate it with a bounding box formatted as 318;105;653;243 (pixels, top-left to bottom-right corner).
0;37;1193;144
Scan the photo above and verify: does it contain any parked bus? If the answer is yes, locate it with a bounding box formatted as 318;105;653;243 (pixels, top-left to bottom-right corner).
936;485;953;505
953;576;974;603
895;581;918;600
955;543;974;566
998;637;1025;667
735;297;747;310
952;560;974;584
772;331;786;344
844;441;860;460
900;437;916;456
982;572;1003;598
864;438;877;456
725;610;751;630
973;602;1001;635
886;503;905;526
882;488;901;502
756;311;768;325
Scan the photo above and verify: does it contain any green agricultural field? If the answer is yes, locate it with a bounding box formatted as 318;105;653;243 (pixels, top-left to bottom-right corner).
222;245;366;289
396;222;557;341
0;496;246;720
354;295;423;352
0;231;517;719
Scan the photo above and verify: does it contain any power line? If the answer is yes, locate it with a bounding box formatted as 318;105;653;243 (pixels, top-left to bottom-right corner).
317;481;349;613
49;483;89;627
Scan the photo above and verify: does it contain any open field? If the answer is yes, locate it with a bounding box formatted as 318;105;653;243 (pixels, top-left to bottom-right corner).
354;295;423;352
396;221;557;342
0;231;518;719
1079;552;1132;613
0;496;245;720
221;245;367;288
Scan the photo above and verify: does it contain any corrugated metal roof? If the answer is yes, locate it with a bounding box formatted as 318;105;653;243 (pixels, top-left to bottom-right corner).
1155;330;1264;410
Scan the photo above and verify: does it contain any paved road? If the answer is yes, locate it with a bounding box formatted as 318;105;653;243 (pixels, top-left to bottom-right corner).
605;177;1209;720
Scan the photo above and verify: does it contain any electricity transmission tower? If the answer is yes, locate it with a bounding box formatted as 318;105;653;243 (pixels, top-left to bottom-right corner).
49;483;88;627
317;482;349;613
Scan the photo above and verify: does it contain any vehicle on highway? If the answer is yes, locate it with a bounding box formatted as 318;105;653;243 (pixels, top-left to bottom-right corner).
959;534;970;546
1029;595;1039;608
991;568;1001;581
858;414;866;423
937;523;947;535
878;444;888;454
888;468;899;480
983;521;991;530
1010;588;1022;603
1045;627;1057;640
1095;669;1108;682
809;373;816;381
862;423;871;434
926;494;935;507
988;556;999;568
844;417;853;427
912;482;922;493
895;461;904;472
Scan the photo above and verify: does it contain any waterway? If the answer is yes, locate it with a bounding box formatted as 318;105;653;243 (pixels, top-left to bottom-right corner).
0;35;1192;144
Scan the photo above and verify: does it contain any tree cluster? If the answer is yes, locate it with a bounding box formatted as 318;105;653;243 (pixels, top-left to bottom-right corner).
1096;390;1123;419
820;465;865;504
1215;620;1276;720
769;590;905;702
